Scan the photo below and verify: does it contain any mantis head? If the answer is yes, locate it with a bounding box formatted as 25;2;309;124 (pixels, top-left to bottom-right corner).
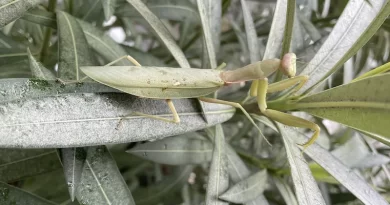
280;53;297;78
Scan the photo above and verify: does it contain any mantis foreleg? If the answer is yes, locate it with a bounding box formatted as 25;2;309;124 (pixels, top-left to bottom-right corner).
253;77;320;149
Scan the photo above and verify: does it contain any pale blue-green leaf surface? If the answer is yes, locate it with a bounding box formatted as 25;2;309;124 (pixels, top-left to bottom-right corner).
219;170;268;204
57;11;95;80
0;0;45;28
0;90;234;148
127;132;213;165
278;124;326;205
205;125;229;205
126;0;190;68
288;127;389;205
59;148;86;201
76;146;135;205
0;181;56;204
0;149;61;182
299;0;390;94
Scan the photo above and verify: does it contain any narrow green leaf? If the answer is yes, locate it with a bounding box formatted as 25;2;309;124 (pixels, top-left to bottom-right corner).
77;19;132;66
0;59;31;78
225;144;269;205
205;125;229;205
133;166;193;205
240;0;260;63
197;0;217;68
287;127;389;205
27;48;56;79
127;133;213;165
297;12;321;42
21;8;57;29
126;0;190;68
263;0;288;59
57;11;95;80
272;176;299;205
76;146;135;204
299;0;390;94
0;149;61;182
352;61;390;82
102;0;117;20
0;0;45;28
278;124;326;205
116;0;199;23
0;51;27;66
74;0;104;23
219;170;267;204
210;0;221;54
59;148;87;202
0;32;25;49
0;92;234;148
0;181;56;204
122;46;167;66
294;73;390;138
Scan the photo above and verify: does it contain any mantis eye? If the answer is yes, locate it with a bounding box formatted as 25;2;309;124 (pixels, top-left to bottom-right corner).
281;53;297;78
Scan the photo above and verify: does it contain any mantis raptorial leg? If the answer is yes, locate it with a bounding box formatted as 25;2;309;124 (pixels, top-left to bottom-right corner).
252;77;320;149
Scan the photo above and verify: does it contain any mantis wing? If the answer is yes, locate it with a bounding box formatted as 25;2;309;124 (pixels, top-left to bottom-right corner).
81;66;224;99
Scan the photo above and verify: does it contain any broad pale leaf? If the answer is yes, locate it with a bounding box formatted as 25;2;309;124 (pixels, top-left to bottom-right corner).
0;79;115;103
126;0;190;68
219;170;268;204
58;148;87;201
132;166;193;205
76;146;135;205
127;132;213;165
0;0;45;28
0;149;61;182
205;125;229;205
57;11;95;80
0;181;56;204
299;0;390;94
288;127;389;205
0;92;234;148
225;144;269;205
331;134;390;168
295;73;390;139
278;124;326;205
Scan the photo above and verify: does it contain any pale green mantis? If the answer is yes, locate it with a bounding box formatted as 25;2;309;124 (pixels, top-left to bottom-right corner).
79;53;319;149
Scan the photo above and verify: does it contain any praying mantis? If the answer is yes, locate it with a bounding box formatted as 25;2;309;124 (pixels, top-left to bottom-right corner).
80;53;320;149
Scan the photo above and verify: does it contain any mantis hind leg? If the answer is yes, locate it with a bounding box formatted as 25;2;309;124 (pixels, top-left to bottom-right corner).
255;77;319;149
104;55;141;66
116;99;180;129
198;97;271;146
